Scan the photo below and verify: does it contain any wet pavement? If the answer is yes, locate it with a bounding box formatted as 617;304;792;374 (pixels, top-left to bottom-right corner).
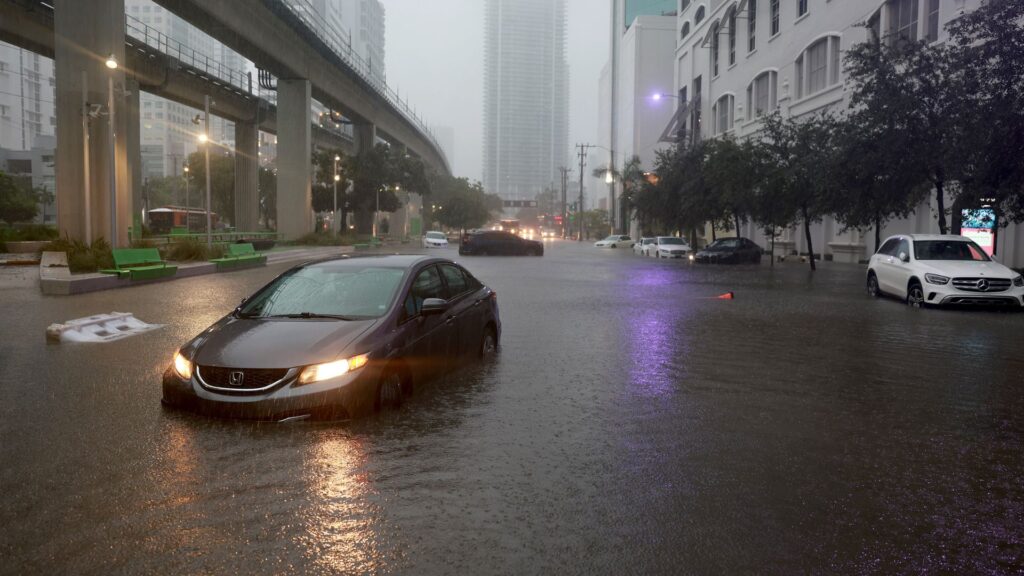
1;241;1022;574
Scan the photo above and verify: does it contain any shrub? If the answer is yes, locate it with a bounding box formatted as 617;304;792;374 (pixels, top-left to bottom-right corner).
165;238;226;261
44;236;114;273
0;224;58;242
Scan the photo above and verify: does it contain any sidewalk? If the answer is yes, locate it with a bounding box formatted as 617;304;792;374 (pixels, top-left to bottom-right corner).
37;245;356;296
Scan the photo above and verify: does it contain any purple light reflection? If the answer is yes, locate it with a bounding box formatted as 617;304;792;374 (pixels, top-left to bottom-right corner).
624;267;690;398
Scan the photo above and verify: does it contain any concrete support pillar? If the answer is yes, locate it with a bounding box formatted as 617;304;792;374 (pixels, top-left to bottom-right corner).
276;79;312;239
355;123;377;155
126;77;142;238
54;0;130;246
234;120;260;232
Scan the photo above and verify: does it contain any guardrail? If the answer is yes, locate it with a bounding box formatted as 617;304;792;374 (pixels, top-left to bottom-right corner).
275;0;448;166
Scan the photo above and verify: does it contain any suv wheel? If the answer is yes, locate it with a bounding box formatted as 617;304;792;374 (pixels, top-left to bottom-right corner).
867;272;881;298
906;281;925;308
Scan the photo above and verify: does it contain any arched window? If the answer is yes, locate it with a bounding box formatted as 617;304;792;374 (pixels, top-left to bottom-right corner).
681;21;691;39
794;35;842;99
712;94;734;134
727;8;737;66
695;6;706;25
681;0;691;11
711;22;720;76
745;71;777;120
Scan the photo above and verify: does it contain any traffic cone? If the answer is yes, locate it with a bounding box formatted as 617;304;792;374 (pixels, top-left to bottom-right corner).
716;291;735;300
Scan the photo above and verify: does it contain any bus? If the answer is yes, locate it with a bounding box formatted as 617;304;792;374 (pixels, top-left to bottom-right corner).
148;206;219;234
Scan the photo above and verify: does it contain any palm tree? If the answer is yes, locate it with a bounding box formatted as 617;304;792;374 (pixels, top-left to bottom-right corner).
593;155;645;235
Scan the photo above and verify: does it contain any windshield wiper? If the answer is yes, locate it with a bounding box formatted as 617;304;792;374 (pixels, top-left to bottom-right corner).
266;312;360;320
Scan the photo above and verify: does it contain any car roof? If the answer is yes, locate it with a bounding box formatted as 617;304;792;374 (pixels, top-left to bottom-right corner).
300;254;450;269
899;234;971;242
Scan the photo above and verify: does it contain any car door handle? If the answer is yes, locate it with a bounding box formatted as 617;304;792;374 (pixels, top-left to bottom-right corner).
473;299;482;307
444;315;455;325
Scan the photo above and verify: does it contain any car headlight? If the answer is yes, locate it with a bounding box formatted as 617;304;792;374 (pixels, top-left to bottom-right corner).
1014;275;1023;287
925;273;950;285
298;353;369;385
173;351;193;380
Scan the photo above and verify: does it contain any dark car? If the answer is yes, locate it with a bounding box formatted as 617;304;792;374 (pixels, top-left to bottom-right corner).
162;255;501;420
694;237;763;264
459;230;543;256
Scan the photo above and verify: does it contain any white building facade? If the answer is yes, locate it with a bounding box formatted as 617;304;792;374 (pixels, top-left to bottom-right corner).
0;42;56;152
672;0;1023;267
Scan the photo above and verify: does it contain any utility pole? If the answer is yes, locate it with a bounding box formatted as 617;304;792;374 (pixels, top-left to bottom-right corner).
576;144;592;242
559;166;569;239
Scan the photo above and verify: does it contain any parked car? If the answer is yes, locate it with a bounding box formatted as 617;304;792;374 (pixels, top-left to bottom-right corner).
866;234;1024;308
694;237;762;264
634;237;656;255
595;234;634;248
648;236;692;258
162;255;501;420
422;231;449;249
459;230;544;256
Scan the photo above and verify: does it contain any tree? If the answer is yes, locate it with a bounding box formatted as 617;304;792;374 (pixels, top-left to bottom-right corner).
344;144;403;234
432;177;492;232
185;151;235;226
703;138;759;234
0;171;39;225
311;149;350;216
759;112;839;271
946;0;1024;221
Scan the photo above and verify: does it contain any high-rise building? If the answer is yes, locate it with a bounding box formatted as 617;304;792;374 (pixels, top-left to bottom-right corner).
483;0;569;202
340;0;386;80
0;42;56;151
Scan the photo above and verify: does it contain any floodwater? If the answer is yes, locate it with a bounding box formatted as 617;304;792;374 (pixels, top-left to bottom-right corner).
1;241;1021;574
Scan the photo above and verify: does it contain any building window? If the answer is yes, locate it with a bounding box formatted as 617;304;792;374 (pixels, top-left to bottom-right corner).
711;23;720;77
867;10;881;44
681;22;690;39
747;71;777;120
797;0;807;18
926;0;940;42
748;0;757;52
796;35;841;99
681;0;691;10
695;6;705;25
728;9;737;66
891;0;919;43
713;94;734;134
770;0;780;36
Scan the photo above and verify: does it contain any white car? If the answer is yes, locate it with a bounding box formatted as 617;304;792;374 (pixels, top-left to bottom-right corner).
594;234;634;248
647;236;692;258
634;237;655;255
422;231;449;249
866;234;1024;307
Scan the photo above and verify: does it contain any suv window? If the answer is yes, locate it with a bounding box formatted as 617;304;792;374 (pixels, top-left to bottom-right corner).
897;239;911;259
440;264;469;299
878;238;899;256
402;265;445;321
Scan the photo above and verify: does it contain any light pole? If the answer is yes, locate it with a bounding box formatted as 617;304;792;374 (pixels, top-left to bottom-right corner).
183;165;190;232
333;155;341;234
198;95;212;249
105;54;118;247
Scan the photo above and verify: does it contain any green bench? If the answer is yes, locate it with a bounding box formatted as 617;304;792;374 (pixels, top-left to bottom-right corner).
211;243;267;270
99;248;178;281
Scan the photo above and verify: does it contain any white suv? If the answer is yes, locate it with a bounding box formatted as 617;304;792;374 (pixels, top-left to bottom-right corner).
866;234;1024;308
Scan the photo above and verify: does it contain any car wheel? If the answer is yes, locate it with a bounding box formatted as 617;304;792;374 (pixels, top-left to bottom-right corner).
610;244;617;249
867;272;881;298
906;281;925;308
377;368;403;411
480;326;498;358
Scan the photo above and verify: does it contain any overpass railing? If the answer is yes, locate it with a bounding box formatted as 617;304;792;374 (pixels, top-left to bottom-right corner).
276;0;448;166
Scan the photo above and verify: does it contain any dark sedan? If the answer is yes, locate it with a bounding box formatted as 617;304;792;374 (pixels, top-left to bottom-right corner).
694;237;763;264
162;255;501;420
459;230;544;256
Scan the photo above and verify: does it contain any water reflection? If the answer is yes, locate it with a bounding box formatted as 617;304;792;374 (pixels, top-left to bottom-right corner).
625;266;690;398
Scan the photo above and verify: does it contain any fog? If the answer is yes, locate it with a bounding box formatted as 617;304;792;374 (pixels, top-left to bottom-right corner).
384;0;610;182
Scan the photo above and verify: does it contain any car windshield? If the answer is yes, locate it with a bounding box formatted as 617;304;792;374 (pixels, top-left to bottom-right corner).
659;237;686;245
426;232;446;239
603;235;618;241
238;265;405;319
707;239;738;250
914;240;990;261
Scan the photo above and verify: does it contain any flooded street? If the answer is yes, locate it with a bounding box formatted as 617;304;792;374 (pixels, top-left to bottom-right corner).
1;241;1022;574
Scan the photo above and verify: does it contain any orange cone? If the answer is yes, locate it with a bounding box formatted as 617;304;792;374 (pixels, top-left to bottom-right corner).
716;291;735;300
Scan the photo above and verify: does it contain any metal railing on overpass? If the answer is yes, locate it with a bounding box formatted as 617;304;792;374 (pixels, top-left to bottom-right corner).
275;0;447;165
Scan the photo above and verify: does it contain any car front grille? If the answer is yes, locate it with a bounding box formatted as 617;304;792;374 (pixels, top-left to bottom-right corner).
951;277;1012;292
197;366;290;391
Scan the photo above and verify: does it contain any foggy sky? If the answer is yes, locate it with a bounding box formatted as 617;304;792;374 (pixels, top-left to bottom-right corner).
384;0;610;183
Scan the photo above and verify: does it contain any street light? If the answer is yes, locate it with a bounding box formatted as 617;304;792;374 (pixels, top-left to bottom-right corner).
197;95;212;249
651;92;678;101
105;54;118;70
183;165;190;232
332;154;341;234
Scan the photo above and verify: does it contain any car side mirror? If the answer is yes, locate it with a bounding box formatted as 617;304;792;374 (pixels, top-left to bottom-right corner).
898;252;909;263
421;298;449;316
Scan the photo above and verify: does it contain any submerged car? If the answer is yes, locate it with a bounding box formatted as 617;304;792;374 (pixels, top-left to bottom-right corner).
422;231;449;249
866;234;1024;307
694;237;763;264
648;236;692;258
459;230;543;256
162;255;501;420
634;237;655;255
594;234;634;248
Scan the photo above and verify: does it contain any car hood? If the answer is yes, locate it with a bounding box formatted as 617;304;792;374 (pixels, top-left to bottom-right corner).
190;316;378;369
918;260;1017;278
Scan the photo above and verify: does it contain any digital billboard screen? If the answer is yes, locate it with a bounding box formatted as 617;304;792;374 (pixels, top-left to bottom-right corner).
961;208;997;256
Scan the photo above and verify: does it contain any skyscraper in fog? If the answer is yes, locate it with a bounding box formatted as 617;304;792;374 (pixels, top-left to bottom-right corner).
483;0;568;201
